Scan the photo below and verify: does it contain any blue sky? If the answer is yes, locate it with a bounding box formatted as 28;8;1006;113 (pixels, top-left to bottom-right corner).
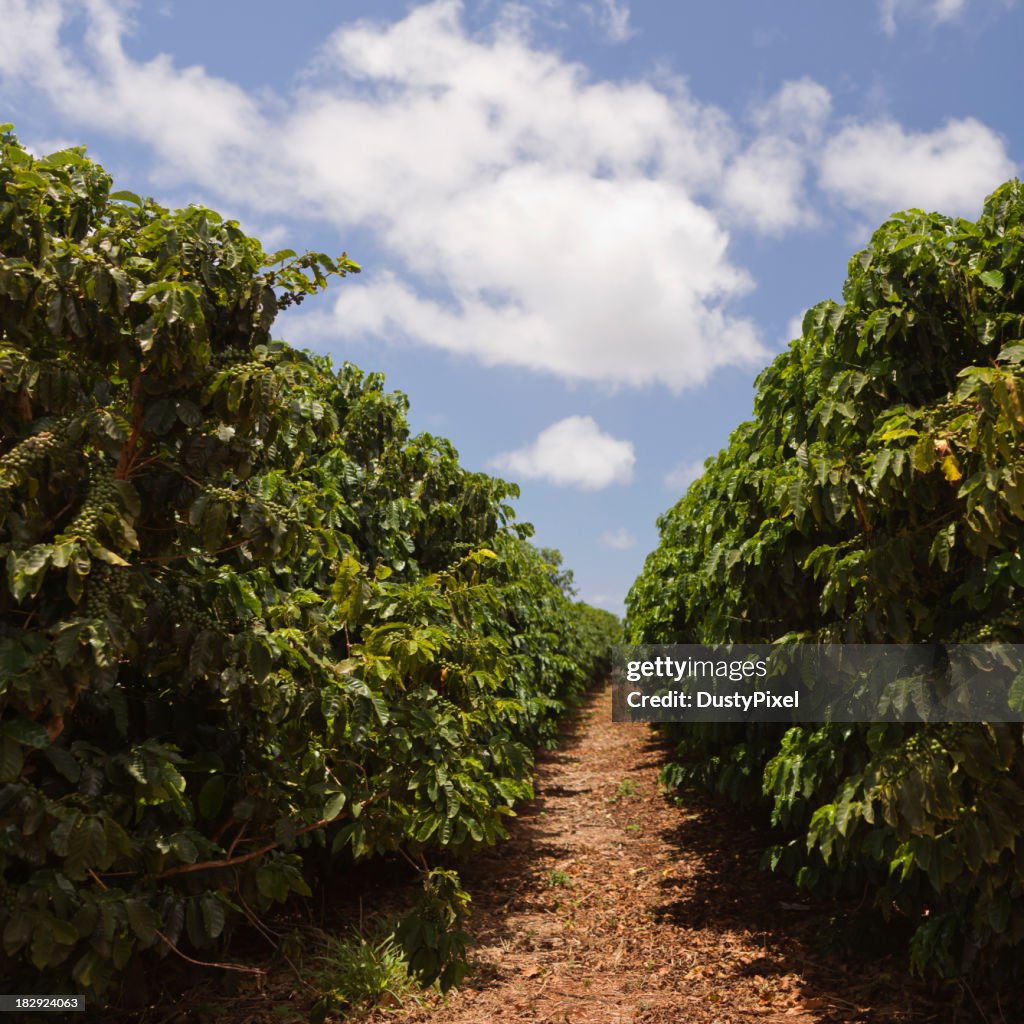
2;0;1021;614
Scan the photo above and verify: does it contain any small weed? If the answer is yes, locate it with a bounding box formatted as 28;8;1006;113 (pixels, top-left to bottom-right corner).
608;779;638;804
309;928;419;1020
548;868;573;888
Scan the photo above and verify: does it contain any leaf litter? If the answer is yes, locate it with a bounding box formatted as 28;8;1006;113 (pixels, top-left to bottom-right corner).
353;683;1014;1024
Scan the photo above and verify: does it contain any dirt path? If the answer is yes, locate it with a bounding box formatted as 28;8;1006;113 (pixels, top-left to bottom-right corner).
362;683;964;1024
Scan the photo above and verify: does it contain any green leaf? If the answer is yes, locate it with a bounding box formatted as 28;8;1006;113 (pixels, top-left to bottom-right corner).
176;399;203;427
125;899;159;943
67;817;106;875
30;920;56;970
142;399;179;435
45;745;82;782
200;894;226;939
202;502;230;550
870;449;893;488
198;776;226;819
324;792;347;821
929;522;955;572
911;437;936;472
109;190;144;206
3;911;32;956
170;834;198;864
2;718;50;748
997;342;1024;364
7;544;52;600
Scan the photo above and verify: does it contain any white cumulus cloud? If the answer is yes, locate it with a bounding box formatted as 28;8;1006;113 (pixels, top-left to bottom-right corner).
0;0;766;392
721;79;831;234
819;117;1016;218
721;136;815;234
490;416;635;490
751;77;832;143
0;0;263;186
2;2;1014;390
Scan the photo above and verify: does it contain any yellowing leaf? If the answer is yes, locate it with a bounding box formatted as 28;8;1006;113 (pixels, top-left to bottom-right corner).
878;427;919;442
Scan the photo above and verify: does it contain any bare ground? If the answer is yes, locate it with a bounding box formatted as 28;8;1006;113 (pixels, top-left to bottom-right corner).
350;682;1006;1024
124;683;1015;1023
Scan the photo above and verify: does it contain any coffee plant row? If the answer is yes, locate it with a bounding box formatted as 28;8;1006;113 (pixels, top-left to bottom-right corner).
628;181;1024;981
0;128;619;1001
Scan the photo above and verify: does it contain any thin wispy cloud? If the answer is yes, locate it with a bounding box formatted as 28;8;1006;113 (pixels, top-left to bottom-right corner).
783;311;808;346
664;458;707;492
586;0;635;42
879;0;969;34
600;527;637;550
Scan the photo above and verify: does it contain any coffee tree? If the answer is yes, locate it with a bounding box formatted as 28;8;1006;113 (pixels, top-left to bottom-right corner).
628;181;1024;979
0;128;617;1000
